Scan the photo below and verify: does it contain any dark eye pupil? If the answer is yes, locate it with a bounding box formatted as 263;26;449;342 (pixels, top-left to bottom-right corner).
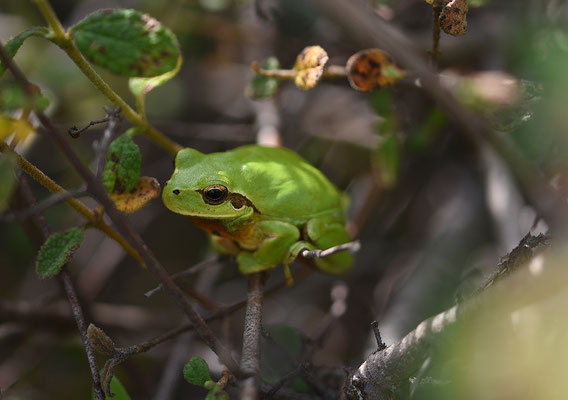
206;188;223;200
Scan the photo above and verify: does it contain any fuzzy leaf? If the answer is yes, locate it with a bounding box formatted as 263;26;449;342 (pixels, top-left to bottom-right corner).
183;357;211;387
102;133;141;194
246;57;281;99
0;27;49;78
36;227;85;279
72;9;180;77
0;83;50;112
347;49;404;92
109;176;160;213
293;46;328;90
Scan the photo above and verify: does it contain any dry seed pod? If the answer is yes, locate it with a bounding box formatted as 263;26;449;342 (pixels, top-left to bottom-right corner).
293;45;329;90
440;0;468;36
346;49;404;92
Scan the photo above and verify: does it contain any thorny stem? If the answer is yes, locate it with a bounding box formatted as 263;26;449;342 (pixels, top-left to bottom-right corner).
0;42;240;375
0;142;143;265
33;0;182;155
240;273;265;400
16;174;104;400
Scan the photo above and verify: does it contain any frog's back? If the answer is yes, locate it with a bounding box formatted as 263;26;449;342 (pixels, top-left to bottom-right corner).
210;145;345;223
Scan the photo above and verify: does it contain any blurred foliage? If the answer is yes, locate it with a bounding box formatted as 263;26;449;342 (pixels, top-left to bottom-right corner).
1;0;568;399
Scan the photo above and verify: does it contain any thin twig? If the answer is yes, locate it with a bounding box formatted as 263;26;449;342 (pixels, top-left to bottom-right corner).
300;240;361;259
431;0;443;67
0;188;88;222
15;174;104;400
240;273;265;400
144;256;220;298
68;117;109;138
0;41;240;375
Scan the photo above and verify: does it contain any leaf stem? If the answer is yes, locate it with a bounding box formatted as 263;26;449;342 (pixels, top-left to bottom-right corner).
33;0;182;155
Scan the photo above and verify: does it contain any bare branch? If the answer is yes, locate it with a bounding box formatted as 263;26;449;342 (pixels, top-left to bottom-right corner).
240;273;265;399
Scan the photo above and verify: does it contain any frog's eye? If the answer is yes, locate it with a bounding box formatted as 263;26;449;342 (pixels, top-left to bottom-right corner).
202;185;229;205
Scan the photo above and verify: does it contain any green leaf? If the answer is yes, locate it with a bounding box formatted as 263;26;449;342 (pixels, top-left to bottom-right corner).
92;376;131;400
183;357;211;387
0;153;18;213
36;227;85;279
129;54;183;114
102;133;141;194
72;9;180;77
246;57;281;99
0;27;49;78
205;385;228;400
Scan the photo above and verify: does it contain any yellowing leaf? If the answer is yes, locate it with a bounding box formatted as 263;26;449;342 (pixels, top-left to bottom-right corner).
0;115;34;142
109;176;160;213
293;45;329;90
346;49;405;92
440;0;468;36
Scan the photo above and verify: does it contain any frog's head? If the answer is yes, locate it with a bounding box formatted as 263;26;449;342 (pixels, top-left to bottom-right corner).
163;148;253;220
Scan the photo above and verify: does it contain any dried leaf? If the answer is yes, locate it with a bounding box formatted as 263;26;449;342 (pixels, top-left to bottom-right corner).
293;46;329;90
347;49;405;92
87;324;116;356
109;176;160;213
440;0;468;36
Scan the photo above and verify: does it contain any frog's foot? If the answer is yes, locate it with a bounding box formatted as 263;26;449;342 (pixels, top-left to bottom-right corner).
236;251;277;275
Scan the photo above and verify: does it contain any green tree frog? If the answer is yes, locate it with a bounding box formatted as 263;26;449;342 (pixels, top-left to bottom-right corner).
162;145;353;283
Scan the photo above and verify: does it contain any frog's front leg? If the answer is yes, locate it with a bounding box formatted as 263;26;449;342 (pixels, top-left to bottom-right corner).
237;220;300;277
286;217;353;275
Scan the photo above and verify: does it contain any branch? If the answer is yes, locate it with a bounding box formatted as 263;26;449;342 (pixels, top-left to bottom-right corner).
344;233;556;399
240;273;265;399
0;41;240;375
15;174;104;400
